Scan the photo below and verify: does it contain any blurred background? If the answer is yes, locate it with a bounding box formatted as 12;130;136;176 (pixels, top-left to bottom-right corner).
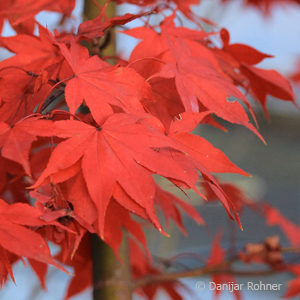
0;0;299;299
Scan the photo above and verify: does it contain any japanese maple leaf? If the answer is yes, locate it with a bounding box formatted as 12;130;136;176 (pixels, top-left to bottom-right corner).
203;181;254;213
104;199;148;257
0;74;54;124
145;144;243;229
123;20;263;140
0;198;68;272
122;13;211;80
172;133;249;176
51;233;92;300
0;27;64;122
240;65;295;117
0;0;36;34
218;28;295;118
144;77;185;131
77;8;153;40
28;259;48;290
58;42;152;124
31;113;203;236
0;118;55;175
220;28;273;66
60;172;98;228
155;185;204;235
161;139;244;228
0;25;62;72
175;0;200;14
166;112;249;227
0;0;75;34
263;204;300;247
285;276;300;298
153;38;263;139
0;198;71;230
169;112;249;175
0;246;17;286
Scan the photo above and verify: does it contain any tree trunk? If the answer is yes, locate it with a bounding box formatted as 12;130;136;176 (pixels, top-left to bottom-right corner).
91;234;132;300
83;1;132;300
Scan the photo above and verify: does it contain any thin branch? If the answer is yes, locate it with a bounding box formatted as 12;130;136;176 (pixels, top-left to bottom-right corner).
40;88;65;114
134;246;300;289
282;246;300;253
134;264;282;288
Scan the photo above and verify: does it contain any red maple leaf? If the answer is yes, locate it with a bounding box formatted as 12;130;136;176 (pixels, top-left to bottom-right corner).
58;41;152;124
218;28;295;117
0;198;69;275
31;113;207;236
0;118;55;175
0;0;75;34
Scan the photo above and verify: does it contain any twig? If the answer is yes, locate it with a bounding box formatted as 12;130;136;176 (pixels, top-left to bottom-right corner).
40;88;65;114
134;246;300;289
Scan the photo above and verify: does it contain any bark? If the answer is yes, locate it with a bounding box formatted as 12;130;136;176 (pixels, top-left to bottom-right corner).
91;234;132;300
